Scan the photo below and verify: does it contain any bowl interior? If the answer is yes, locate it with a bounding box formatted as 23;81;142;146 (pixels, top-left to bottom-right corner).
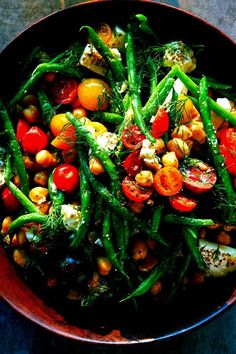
0;0;235;344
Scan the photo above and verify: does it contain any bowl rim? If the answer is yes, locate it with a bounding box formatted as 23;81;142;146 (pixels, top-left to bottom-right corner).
0;0;235;345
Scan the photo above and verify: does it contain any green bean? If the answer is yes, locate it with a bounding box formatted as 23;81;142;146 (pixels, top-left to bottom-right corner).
134;14;160;43
70;169;91;249
0;100;29;196
8;213;46;234
125;25;156;143
164;214;215;226
173;66;236;126
150;205;169;246
147;58;158;96
182;226;205;271
66;112;121;198
92;112;123;125
198;76;236;222
189;75;233;91
80;26;126;84
10;63;82;106
37;88;55;126
6;181;41;214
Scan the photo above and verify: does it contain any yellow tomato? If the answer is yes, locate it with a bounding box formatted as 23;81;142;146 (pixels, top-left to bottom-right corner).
78;78;111;111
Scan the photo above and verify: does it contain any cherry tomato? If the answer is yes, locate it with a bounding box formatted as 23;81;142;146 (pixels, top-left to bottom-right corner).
220;127;236;152
2;187;20;212
77;78;111;111
153;166;183;196
122;124;145;150
51;78;78;105
121;176;153;202
16;119;30;144
95;22;112;44
72;107;87;119
181;161;217;194
169;193;198;212
151;107;169;138
22;126;48;154
123;149;143;176
53;163;80;193
50;113;75;137
71;97;82;109
219;145;236;176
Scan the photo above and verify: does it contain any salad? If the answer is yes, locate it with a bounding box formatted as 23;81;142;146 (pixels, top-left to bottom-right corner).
0;13;236;313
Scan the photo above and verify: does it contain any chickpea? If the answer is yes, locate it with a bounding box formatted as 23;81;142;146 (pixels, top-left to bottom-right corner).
186;121;206;144
166;138;190;159
89;156;105;175
132;240;148;261
144;156;162;171
22;104;40;123
161;151;179;168
72;107;87;119
171;125;192;140
1;216;13;234
23;155;34;169
29;186;49;205
13;249;27;267
216;230;231;246
149;280;162;296
155;138;165;155
34;170;49;187
11;229;27;246
35;150;57;168
22;94;38;106
128;201;144;214
97;257;112;276
139;255;158;272
135;170;154;187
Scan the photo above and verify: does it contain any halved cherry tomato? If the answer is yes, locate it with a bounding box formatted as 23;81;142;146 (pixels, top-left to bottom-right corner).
51;78;78;105
121;176;153;202
22;126;48;154
169;193;198;212
220;127;236;152
2;186;20;212
153;166;183;196
123;149;143;176
78;78;111;111
151;107;169;138
53;163;80;193
219;145;236;176
16;119;30;144
122;124;145;150
181;160;217;194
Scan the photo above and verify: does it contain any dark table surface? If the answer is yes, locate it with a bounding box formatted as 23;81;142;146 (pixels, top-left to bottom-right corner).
0;1;236;353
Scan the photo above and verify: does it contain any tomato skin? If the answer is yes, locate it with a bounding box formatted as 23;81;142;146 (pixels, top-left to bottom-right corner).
122;124;145;150
2;187;20;212
22;126;48;154
77;78;111;111
169;193;198;212
16;119;30;144
153;166;183;196
219;145;236;176
50;113;73;137
51;78;78;105
121;176;153;202
220;127;236;152
123;150;143;176
53;163;80;193
50;113;76;150
151;107;169;138
181;161;217;194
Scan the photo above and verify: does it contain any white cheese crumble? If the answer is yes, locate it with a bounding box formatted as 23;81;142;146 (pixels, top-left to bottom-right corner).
61;204;81;231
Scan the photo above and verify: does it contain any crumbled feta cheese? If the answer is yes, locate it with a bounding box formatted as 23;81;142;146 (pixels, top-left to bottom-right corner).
173;78;188;95
140;139;157;159
61;204;81;231
216;98;231;111
79;44;108;76
96;132;118;152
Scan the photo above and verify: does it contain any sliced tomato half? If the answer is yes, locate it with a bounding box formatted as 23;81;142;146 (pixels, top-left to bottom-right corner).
51;78;78;105
181;160;217;194
121;176;153;202
153;166;183;196
122;124;145;150
123;149;143;176
169;193;198;212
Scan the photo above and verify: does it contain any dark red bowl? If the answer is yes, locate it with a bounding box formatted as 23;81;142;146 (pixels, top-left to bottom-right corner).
0;0;235;345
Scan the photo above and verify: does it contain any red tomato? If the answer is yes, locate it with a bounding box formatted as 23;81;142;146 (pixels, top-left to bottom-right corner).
181;161;217;194
53;163;80;193
153;166;183;196
169;193;198;212
16;119;30;144
71;97;82;109
78;78;111;111
122;124;145;150
1;187;20;212
219;145;236;176
151;107;169;138
220;127;236;152
123;150;143;176
121;176;153;202
51;78;78;105
21;126;48;154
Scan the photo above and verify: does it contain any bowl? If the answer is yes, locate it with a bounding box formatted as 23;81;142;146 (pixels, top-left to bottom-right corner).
0;0;235;345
